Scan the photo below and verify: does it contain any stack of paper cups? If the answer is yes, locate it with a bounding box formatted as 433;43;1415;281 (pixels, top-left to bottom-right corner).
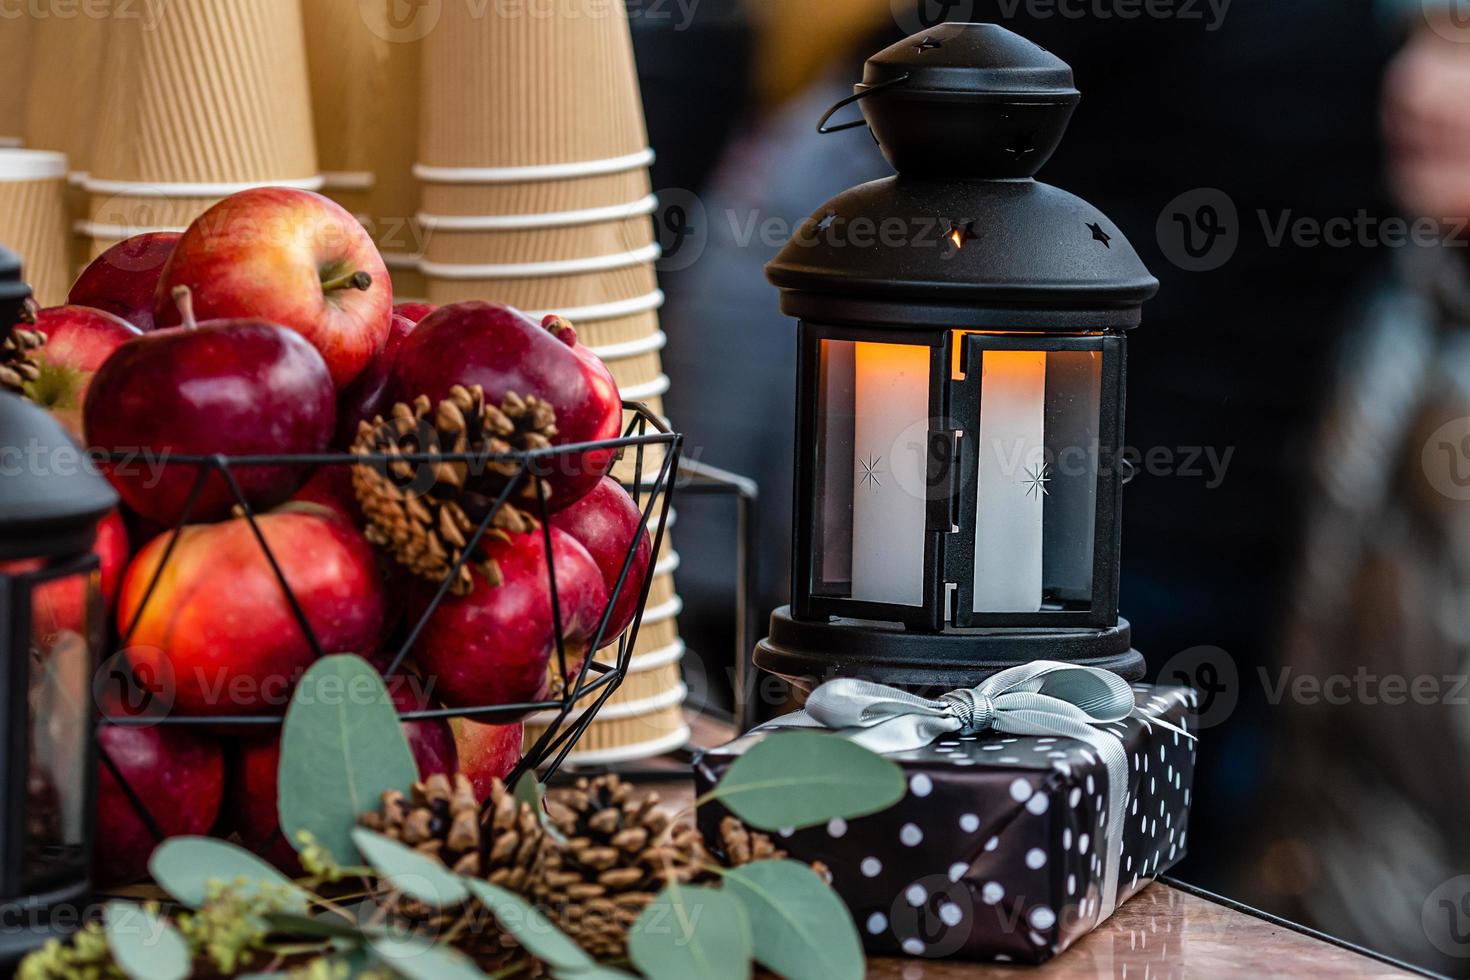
21;10;112;273
356;0;428;301
0;13;32;149
79;0;322;260
0;150;72;306
417;0;682;761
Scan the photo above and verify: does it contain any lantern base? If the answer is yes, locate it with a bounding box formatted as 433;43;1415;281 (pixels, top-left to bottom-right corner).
753;606;1144;692
0;880;89;965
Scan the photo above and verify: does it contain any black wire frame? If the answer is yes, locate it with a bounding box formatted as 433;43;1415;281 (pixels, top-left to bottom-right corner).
94;401;681;842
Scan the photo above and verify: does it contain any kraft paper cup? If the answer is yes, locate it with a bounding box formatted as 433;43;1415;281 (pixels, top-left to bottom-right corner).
552;306;663;350
425;260;658;309
420;0;647;170
358;6;421;262
0;150;71;307
418;169;652;220
383;252;428;304
418;206;656;266
0;13;32;148
88;0;318;186
23;10;110;176
301;0;388;198
525;700;689;765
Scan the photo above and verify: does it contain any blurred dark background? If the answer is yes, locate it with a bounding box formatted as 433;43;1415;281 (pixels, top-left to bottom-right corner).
634;0;1470;972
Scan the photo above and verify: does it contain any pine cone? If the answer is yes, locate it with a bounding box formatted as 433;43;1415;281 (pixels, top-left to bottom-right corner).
535;775;709;959
351;385;554;594
1;308;43;396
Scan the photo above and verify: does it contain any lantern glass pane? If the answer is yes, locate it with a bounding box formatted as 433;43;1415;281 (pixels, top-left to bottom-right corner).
24;568;97;892
964;343;1101;612
814;338;932;607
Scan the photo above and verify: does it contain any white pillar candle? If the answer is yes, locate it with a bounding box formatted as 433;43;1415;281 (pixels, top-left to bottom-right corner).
973;349;1046;612
851;342;930;606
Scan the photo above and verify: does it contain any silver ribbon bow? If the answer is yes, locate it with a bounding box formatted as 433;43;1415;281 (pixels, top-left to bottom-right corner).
753;659;1193;925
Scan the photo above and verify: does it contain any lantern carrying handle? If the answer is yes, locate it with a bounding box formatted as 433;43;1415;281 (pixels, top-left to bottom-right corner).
816;74;911;134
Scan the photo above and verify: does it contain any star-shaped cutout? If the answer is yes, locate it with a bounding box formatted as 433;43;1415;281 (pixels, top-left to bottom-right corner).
860;453;883;489
815;212;837;232
947;219;977;251
1023;462;1051;498
915;36;942;53
1087;222;1112;248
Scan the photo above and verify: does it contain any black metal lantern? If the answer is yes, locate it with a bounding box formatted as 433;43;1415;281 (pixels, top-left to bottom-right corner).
0;249;117;960
757;23;1158;689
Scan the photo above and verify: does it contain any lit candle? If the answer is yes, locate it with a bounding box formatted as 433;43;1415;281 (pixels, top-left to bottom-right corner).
850;342;930;605
972;349;1046;612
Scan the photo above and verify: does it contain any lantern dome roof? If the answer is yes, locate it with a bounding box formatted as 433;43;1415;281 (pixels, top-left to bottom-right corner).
0;393;118;561
766;23;1158;331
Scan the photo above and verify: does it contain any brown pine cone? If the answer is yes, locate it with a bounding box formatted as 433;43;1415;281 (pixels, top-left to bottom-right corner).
535;775;709;959
351;385;552;594
0;319;43;396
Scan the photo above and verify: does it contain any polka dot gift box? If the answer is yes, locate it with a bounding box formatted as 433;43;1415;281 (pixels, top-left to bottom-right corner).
694;681;1197;964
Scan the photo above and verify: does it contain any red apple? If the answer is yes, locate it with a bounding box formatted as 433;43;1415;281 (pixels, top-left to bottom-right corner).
226;683;455;870
334;311;415;448
393;302;436;324
450;718;524;802
22;305;141;438
390;303;622;510
69;232;180;331
117;509;386;717
95;722;225;884
551;477;653;647
408;526;607;710
155;188;392;387
3;509;129;645
84;289;336;526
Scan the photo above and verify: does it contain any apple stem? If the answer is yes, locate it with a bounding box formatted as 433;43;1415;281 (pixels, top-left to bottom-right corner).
322;270;373;293
171;285;199;330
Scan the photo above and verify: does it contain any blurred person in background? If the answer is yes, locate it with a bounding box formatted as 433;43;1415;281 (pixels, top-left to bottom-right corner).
1240;7;1470;973
660;0;1392;901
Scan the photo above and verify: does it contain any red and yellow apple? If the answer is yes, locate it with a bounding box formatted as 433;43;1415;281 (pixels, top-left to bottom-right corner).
117;509;386;717
155;188;392;387
450;718;524;802
22;305;141;438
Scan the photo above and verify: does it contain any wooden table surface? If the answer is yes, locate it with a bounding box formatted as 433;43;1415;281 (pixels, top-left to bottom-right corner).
613;712;1422;980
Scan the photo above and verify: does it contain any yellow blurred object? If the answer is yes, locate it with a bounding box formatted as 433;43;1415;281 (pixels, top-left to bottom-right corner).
747;0;895;104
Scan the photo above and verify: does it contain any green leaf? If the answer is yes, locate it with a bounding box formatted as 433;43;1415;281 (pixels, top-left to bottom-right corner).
104;902;191;980
261;911;369;941
148;837;308;911
512;770;543;812
703;731;905;831
462;879;593;973
629;882;751;980
366;934;486;979
554;968;639;980
351;829;469;909
278;654;418;863
723;860;864;980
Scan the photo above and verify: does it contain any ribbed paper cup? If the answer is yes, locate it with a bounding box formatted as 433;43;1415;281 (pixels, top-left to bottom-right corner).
88;0;318;186
425;262;658;309
419;169;651;220
0;151;71;307
571;309;664;350
383;253;428;304
358;2;421;262
0;13;32;147
302;0;386;205
84;191;218;236
419;211;654;266
23;11;110;177
420;0;647;170
526;701;689;766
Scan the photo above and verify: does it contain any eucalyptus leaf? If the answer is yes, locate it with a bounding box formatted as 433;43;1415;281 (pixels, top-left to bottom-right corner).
366;934;486;979
723;860;864;980
512;771;543;813
462;879;593;973
554;967;639;980
705;731;905;830
148;837;308;910
351;828;469;909
278;654;418;862
104;902;191;980
262;911;369;941
628;882;751;980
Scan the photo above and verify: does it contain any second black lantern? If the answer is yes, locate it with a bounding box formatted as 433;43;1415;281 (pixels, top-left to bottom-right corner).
757;23;1158;689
